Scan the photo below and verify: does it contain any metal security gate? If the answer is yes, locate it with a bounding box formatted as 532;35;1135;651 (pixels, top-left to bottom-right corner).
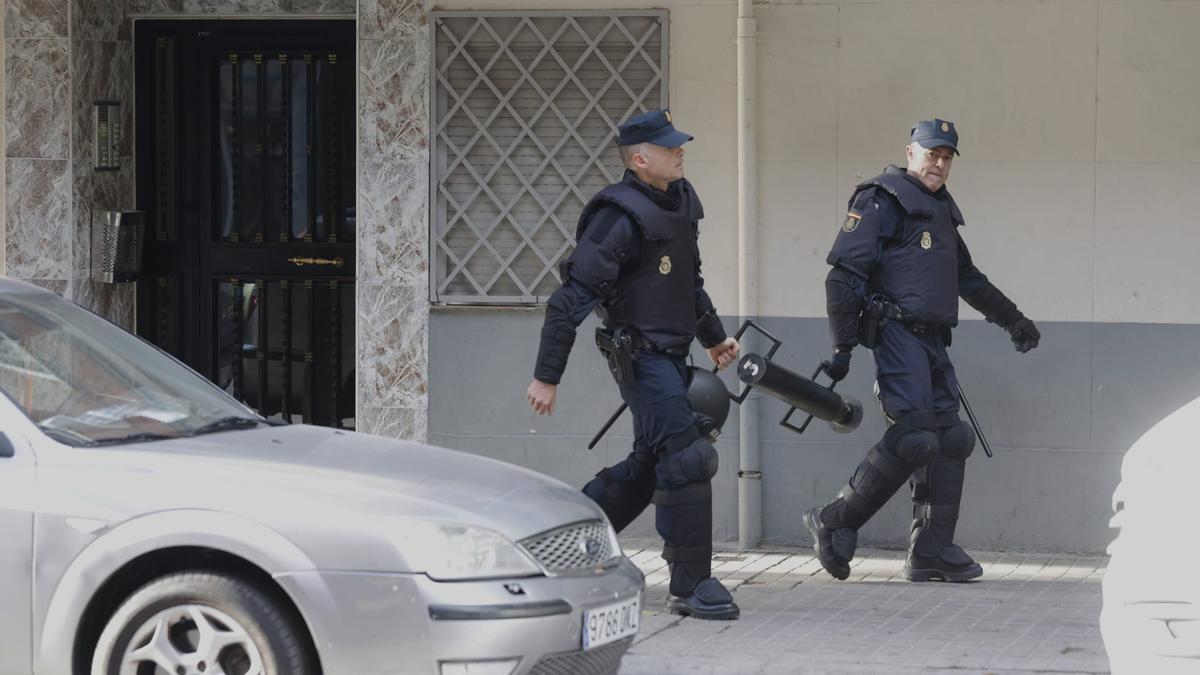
135;21;356;428
430;11;668;304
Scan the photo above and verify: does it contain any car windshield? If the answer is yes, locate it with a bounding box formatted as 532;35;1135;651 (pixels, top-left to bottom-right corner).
0;289;258;446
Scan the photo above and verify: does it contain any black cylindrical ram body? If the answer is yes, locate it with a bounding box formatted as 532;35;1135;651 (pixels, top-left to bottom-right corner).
737;353;863;432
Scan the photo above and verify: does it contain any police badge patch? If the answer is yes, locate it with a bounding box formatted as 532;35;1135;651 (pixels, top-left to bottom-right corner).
842;211;862;233
920;231;932;250
659;256;672;275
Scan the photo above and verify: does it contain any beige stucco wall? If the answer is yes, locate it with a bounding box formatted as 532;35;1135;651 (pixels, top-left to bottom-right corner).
441;0;1200;326
751;0;1200;326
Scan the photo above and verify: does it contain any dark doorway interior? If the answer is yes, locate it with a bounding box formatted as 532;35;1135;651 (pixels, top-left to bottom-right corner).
135;20;356;428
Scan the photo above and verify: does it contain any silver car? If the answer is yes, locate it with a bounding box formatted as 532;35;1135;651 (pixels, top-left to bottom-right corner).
1101;394;1200;673
0;279;643;675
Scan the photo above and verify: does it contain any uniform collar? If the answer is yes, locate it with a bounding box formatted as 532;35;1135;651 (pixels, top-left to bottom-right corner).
622;170;683;211
887;164;948;198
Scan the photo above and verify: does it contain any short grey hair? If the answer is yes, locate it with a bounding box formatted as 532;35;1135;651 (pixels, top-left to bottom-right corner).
618;143;648;169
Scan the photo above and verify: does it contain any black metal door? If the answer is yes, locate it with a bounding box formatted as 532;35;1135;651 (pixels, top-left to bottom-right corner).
135;21;356;428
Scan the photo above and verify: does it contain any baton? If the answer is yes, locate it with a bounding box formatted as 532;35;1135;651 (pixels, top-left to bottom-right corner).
587;402;627;450
957;383;993;458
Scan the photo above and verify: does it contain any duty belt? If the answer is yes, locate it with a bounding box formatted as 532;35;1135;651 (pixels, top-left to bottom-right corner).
871;297;942;335
604;326;689;357
633;333;689;357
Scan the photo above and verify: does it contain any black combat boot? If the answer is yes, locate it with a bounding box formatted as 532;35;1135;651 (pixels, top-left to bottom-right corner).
904;457;981;582
804;507;852;580
902;541;982;582
665;574;740;620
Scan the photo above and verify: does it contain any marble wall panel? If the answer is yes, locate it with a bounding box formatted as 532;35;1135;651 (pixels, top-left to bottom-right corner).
294;0;356;15
72;41;132;164
358;15;431;440
73;278;98;311
72;171;94;276
5;38;70;159
358;161;427;286
357;406;427;440
68;0;133;317
123;0;185;16
6;159;71;279
74;279;137;329
73;161;134;277
357;283;428;409
5;0;69;39
359;35;429;164
360;0;425;39
74;0;125;42
181;0;293;14
110;282;136;329
25;279;68;295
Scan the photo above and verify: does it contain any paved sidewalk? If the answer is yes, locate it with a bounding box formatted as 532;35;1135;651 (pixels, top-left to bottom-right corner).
618;539;1109;674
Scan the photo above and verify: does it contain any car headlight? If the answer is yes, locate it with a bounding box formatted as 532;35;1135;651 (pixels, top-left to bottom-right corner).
399;522;541;581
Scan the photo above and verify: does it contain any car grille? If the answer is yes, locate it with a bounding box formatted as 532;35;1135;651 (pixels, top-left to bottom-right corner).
520;520;615;574
527;637;633;675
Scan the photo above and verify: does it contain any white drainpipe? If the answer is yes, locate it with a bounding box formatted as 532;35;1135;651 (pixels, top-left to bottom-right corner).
736;0;761;550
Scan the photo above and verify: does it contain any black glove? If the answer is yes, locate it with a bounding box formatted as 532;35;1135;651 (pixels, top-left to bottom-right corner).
1005;317;1040;353
822;348;853;383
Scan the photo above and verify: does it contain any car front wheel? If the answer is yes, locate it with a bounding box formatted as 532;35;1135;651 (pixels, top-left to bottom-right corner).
91;572;315;675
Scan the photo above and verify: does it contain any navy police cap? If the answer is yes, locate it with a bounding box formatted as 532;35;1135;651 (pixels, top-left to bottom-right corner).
910;119;960;155
617;109;693;147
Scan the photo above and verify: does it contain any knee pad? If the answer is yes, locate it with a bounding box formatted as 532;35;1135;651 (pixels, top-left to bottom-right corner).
887;424;941;468
582;453;657;531
939;420;976;459
663;438;719;486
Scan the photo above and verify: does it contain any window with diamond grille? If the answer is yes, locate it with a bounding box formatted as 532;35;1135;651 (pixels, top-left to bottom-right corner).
430;11;669;304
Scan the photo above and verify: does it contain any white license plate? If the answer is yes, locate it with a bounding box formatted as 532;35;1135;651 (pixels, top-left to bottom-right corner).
582;595;640;651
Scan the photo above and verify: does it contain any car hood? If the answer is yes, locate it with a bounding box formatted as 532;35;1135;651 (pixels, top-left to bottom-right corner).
37;425;605;571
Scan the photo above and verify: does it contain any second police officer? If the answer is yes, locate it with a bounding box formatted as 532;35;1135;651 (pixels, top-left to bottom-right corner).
527;110;742;620
805;120;1042;582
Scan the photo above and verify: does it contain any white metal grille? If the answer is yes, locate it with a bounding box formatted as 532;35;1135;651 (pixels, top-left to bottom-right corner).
430;11;669;303
520;520;617;574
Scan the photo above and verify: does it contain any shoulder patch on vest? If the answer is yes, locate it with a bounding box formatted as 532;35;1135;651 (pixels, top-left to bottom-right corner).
842;211;862;233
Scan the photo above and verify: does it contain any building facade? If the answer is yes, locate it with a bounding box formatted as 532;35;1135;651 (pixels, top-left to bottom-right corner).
4;0;1199;553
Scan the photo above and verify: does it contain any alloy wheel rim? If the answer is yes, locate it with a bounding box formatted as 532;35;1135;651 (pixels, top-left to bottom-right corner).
119;604;265;675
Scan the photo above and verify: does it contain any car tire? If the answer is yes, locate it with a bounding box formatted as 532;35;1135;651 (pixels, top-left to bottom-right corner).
91;571;316;675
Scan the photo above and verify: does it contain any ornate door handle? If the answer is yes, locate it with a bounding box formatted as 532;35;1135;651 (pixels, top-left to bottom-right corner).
288;256;344;268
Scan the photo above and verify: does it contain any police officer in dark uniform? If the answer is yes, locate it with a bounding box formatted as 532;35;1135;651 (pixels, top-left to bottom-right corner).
804;119;1041;582
527;110;742;620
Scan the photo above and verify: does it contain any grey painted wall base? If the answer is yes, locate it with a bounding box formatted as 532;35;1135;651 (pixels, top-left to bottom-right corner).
428;308;1200;554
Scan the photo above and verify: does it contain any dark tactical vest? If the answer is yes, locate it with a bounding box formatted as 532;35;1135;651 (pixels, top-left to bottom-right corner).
857;167;965;325
576;179;704;349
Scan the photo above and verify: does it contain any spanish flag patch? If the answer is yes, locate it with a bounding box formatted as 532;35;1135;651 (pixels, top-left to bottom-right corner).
842;211;862;233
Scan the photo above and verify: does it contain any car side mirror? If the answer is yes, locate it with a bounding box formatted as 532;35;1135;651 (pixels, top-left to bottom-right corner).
0;433;14;458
